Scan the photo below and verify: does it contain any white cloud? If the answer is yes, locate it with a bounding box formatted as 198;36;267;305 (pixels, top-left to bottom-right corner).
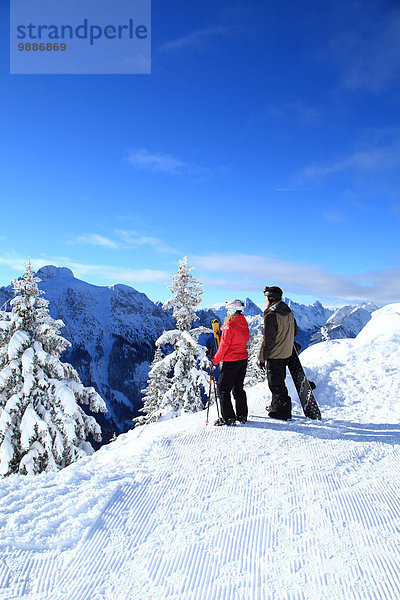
267;102;321;127
191;252;400;305
2;251;399;306
69;230;178;255
128;149;187;174
115;230;178;254
67;261;169;284
127;148;207;176
0;253;170;286
0;255;31;273
273;187;309;192
161;25;230;52
328;5;400;93
298;142;400;183
319;208;347;224
73;234;118;249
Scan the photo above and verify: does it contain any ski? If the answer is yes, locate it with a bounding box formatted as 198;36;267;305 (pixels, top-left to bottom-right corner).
211;319;221;349
287;345;322;420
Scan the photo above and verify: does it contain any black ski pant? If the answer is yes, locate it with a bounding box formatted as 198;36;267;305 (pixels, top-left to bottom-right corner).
217;359;248;422
266;358;292;419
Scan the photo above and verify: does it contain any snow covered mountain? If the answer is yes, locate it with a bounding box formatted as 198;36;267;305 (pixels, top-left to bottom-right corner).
1;304;399;599
212;297;262;322
0;267;380;443
299;303;400;420
212;297;378;349
0;266;175;442
286;298;333;330
310;302;379;344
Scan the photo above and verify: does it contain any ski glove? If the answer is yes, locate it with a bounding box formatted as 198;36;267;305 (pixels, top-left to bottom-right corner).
206;346;214;360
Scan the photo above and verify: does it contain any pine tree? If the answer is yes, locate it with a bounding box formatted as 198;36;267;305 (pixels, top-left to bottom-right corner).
245;330;266;387
134;346;170;425
162;256;203;331
156;328;210;414
137;257;211;423
0;261;107;476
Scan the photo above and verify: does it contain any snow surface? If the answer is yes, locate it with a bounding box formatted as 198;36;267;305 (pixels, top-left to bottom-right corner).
1;304;400;599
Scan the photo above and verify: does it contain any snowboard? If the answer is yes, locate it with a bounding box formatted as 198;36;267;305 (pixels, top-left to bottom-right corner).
287;345;322;420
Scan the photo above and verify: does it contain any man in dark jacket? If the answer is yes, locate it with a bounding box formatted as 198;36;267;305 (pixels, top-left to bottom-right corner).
259;286;298;420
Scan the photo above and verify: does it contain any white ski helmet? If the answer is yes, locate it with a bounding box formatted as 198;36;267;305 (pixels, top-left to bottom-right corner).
225;299;245;314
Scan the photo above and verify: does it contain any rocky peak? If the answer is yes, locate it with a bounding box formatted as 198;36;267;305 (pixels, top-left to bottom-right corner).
36;265;74;281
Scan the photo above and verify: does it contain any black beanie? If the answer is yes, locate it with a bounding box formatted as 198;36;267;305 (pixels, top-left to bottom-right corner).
263;286;283;301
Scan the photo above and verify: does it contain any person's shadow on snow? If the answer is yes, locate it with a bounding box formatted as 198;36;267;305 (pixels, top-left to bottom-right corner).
248;414;400;445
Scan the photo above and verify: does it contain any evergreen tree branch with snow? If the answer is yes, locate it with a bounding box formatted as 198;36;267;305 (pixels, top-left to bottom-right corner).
162;256;203;331
134;346;170;425
245;330;266;387
0;261;107;476
136;257;211;425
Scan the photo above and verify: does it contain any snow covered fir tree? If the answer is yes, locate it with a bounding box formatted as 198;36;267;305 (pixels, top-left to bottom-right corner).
245;330;265;387
0;261;107;476
136;256;211;425
135;346;170;425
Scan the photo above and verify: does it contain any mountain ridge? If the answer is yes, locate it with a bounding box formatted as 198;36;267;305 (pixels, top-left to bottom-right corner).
0;266;175;441
0;266;381;441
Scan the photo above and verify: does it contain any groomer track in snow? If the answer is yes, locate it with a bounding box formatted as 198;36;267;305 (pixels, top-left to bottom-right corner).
1;304;400;600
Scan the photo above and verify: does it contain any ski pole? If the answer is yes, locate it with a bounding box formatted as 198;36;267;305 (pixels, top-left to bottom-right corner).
211;319;221;419
206;346;221;424
206;362;213;424
210;366;221;419
207;320;222;422
206;363;220;423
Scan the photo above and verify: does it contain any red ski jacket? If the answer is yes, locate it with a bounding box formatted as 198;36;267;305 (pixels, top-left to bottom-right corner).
212;314;249;364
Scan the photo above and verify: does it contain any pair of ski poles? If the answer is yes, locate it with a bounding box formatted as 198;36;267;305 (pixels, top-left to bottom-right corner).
205;319;222;425
205;350;221;425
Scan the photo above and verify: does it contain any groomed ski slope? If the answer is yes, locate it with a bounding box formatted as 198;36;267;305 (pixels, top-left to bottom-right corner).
1;304;400;600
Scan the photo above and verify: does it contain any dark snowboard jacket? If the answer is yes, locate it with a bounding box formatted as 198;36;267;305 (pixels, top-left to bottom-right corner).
259;301;298;361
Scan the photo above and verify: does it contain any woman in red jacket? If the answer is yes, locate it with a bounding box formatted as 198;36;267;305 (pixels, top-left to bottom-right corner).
212;299;249;425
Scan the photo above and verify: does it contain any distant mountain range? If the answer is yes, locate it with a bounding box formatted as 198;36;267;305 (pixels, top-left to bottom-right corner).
286;299;379;348
212;297;378;350
0;266;379;441
0;266;174;442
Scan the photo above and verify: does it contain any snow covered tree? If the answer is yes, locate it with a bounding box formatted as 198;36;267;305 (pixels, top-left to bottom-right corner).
134;346;170;425
154;327;209;415
245;330;266;387
137;257;211;423
0;261;107;476
163;255;203;331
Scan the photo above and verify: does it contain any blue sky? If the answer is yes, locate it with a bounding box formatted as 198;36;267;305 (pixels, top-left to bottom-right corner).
1;0;400;307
